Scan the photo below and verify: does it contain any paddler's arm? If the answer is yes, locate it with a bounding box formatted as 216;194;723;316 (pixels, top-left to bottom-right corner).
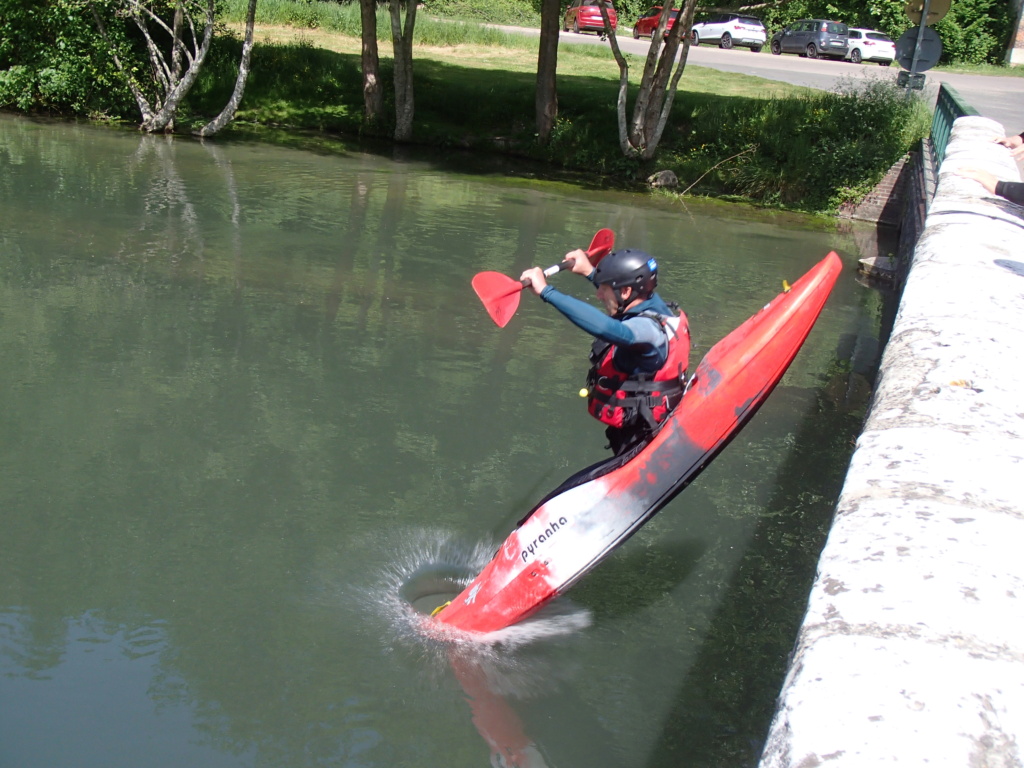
541;287;640;346
519;265;643;347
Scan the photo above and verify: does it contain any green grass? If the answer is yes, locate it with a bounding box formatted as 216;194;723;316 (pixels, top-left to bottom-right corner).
196;5;931;213
219;0;540;47
933;61;1024;77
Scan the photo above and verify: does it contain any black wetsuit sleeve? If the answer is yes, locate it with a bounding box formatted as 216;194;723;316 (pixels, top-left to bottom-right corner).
995;180;1024;206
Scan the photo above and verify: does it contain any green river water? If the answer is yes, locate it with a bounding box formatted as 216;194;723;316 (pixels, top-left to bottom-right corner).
1;113;889;768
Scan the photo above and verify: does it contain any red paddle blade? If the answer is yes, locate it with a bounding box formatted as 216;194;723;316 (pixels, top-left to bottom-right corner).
472;271;523;328
588;228;615;262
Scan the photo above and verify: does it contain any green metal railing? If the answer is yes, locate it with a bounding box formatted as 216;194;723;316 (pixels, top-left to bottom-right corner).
930;82;981;168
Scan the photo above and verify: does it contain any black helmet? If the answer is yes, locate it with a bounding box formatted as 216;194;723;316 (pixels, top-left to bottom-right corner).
593;249;658;297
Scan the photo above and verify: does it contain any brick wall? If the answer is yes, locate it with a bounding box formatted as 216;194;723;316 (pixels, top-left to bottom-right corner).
837;154;910;226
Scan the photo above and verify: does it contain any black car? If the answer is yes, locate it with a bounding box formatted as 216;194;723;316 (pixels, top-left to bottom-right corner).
770;19;849;59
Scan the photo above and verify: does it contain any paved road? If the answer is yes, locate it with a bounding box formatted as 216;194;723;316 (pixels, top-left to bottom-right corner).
552;28;1024;133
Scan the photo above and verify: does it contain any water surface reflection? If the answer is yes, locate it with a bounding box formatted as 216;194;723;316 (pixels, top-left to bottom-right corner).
1;113;885;767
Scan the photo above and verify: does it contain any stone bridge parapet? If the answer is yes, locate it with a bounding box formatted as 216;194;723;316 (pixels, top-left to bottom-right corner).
758;116;1024;767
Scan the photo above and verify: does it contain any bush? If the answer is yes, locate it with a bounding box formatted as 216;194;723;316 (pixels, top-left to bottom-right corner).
935;0;1016;65
665;77;931;211
0;0;136;116
422;0;540;26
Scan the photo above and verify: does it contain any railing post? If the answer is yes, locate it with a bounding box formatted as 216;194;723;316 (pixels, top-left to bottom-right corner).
929;83;981;168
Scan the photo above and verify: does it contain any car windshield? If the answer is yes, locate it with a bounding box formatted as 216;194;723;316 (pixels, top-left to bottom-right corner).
867;32;891;41
824;22;848;34
738;16;764;26
584;0;613;6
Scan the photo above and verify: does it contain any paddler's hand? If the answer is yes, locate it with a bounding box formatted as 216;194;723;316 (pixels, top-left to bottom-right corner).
955;166;999;195
520;267;548;295
564;248;595;277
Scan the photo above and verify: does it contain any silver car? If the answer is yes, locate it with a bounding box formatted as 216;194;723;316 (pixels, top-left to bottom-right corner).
770;19;849;60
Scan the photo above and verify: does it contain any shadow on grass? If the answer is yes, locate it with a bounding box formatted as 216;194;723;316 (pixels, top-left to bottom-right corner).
185;38;925;209
188;36;763;150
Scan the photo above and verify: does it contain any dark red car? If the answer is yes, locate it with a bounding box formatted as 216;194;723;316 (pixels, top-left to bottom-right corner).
632;6;682;39
563;0;618;35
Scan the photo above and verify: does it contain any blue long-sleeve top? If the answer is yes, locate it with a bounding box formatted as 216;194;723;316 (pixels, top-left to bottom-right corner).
539;285;673;374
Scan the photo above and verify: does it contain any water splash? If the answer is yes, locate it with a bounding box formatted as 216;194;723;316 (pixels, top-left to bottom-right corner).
357;528;592;696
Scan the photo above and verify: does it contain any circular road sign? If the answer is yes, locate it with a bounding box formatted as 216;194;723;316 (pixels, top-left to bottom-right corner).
905;0;951;25
896;26;943;71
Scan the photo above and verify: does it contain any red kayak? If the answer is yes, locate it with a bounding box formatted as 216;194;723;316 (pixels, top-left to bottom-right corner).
434;252;843;635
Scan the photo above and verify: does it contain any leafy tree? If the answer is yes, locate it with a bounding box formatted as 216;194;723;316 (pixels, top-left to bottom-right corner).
90;0;266;134
934;0;1015;64
89;0;217;131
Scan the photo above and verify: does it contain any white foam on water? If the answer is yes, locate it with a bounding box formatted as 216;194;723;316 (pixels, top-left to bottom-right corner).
354;528;593;685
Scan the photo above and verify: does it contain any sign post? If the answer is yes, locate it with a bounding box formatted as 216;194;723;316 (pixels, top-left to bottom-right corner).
896;0;945;90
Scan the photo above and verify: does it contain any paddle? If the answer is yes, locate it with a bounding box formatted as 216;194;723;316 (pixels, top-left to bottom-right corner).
471;228;615;328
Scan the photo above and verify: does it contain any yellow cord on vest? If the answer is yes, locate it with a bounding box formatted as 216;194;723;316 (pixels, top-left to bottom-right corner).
783;279;792;293
430;601;451;617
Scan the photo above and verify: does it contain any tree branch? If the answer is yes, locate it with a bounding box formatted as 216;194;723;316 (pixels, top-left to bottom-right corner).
681;145;757;195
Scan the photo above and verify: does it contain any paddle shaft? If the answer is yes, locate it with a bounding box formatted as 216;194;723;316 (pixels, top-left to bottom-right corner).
519;259;575;288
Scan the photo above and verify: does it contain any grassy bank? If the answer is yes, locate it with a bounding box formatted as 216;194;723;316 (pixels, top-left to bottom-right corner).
188;1;931;213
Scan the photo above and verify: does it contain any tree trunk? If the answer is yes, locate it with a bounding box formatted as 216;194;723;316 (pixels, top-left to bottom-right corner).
91;0;216;133
389;0;417;141
141;6;214;134
602;5;636;155
603;0;696;158
387;0;415;141
535;0;561;143
195;0;257;136
361;0;382;124
171;3;184;81
637;0;695;159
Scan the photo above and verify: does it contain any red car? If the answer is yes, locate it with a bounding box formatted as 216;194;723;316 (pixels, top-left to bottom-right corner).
563;0;618;35
632;6;682;39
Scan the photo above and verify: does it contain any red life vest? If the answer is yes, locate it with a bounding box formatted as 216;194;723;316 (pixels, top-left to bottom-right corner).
585;311;690;430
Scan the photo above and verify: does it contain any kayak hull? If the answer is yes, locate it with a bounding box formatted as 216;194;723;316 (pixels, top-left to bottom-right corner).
435;252;843;634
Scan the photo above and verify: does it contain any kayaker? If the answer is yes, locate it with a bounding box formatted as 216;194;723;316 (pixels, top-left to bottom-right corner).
520;248;690;455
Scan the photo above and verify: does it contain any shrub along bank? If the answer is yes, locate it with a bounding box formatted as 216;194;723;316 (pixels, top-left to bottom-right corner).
188;5;931;214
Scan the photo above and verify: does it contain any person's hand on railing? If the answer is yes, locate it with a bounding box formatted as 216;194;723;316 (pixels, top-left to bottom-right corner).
995;132;1024;159
954;166;1024;206
954;167;999;195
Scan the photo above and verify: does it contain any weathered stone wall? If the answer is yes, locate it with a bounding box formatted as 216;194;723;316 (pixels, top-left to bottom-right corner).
758;116;1024;767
